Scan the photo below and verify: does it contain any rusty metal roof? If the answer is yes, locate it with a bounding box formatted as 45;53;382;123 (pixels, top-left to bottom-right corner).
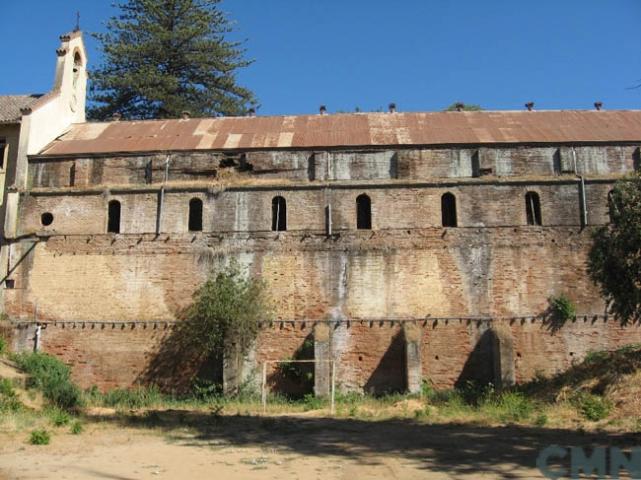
0;94;43;124
39;110;641;156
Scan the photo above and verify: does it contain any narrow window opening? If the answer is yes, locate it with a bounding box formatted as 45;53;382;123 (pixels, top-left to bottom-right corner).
471;150;480;178
5;279;15;289
41;212;54;226
108;200;121;233
271;196;287;231
325;205;332;235
441;193;457;227
238;153;253;172
144;160;152;184
607;190;617;223
69;162;76;187
307;154;316;181
525;192;542;226
188;198;203;232
0;138;6;170
389;153;399;179
553;149;562;175
356;194;372;230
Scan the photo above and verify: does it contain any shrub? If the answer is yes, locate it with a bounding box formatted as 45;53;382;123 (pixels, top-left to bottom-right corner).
182;261;273;394
29;429;50;445
573;392;612;421
12;352;82;411
70;421;83;435
458;381;495;406
0;337;7;356
47;407;71;427
549;294;576;323
302;393;324;411
102;385;164;409
0;378;14;397
48;382;83;411
0;378;22;412
191;379;222;402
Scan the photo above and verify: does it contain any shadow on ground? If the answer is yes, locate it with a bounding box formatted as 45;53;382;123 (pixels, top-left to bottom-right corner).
89;411;641;478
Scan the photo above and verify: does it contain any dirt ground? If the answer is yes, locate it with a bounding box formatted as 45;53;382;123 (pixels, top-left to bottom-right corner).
1;411;640;480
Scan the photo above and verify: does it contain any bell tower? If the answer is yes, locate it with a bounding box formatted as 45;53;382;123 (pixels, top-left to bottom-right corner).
52;31;88;123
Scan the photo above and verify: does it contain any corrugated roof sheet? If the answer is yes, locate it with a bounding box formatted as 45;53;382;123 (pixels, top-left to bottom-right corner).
0;94;43;124
40;110;641;156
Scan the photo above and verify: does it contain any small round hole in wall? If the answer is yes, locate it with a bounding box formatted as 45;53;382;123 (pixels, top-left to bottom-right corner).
41;212;54;226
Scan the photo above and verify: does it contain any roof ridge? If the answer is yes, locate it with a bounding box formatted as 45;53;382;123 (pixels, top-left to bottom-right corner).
79;108;641;125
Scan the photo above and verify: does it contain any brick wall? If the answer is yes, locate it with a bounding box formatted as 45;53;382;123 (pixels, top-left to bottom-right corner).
31;145;640;187
5;142;640;393
18;180;612;236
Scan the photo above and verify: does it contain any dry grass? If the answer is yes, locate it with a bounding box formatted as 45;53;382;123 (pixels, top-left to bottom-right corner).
2;345;641;439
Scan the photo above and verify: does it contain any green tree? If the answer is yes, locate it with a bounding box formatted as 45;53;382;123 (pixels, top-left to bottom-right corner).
184;261;272;360
89;0;257;120
588;174;641;324
444;102;483;112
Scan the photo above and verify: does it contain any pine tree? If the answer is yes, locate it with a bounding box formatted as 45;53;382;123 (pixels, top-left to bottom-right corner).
89;0;257;120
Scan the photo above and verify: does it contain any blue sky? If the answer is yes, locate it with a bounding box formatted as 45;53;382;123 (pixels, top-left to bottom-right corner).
1;0;640;115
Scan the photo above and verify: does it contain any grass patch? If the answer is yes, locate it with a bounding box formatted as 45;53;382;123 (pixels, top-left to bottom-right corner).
29;429;50;445
47;407;72;427
0;337;7;356
0;378;23;413
12;352;82;411
100;385;165;410
70;421;83;435
480;391;536;423
572;392;612;421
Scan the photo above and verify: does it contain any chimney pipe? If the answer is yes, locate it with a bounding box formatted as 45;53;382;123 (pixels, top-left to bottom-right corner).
247;107;256;117
525;102;534;111
455;102;465;112
388;102;397;113
111;112;122;121
594;101;603;111
181;111;191;119
319;105;327;115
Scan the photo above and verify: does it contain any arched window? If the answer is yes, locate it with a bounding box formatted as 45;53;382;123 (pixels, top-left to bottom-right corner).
73;51;83;88
356;194;372;230
271;196;287;231
108;200;121;233
525;192;542;226
441;192;457;227
188;198;203;232
607;190;617;223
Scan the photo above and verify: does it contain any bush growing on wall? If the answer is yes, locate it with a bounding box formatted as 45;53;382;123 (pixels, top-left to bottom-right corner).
184;260;272;363
548;294;576;323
